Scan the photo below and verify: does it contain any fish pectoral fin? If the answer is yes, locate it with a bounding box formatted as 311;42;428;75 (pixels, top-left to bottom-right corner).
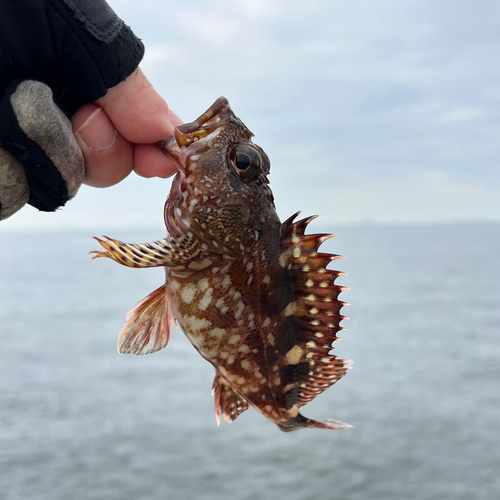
90;234;199;268
118;285;172;355
212;374;249;425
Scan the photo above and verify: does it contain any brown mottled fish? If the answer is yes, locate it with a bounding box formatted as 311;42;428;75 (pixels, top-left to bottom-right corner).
92;97;352;432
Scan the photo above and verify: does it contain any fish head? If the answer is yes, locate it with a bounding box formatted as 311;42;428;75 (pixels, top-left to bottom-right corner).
159;97;278;254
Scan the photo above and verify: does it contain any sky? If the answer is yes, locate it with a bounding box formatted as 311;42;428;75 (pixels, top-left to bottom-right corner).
3;0;500;231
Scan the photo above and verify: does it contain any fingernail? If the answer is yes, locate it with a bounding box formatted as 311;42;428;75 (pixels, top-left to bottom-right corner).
76;107;117;151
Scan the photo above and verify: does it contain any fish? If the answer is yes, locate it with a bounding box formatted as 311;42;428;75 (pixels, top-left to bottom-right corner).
91;97;353;432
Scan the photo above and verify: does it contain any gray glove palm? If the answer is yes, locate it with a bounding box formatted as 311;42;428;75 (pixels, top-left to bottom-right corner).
0;80;84;220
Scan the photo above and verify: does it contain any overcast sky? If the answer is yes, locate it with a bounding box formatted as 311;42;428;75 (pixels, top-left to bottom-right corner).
3;0;500;231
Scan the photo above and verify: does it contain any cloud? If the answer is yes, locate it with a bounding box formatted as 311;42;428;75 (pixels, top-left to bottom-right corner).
4;0;500;230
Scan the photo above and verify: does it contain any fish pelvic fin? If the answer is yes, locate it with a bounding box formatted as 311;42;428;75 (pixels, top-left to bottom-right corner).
277;412;352;432
212;374;249;425
118;285;171;355
90;234;200;268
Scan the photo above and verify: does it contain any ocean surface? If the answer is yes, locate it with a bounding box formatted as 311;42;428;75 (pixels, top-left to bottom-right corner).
0;223;499;500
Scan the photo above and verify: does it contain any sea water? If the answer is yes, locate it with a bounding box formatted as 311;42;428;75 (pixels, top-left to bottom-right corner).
0;223;499;500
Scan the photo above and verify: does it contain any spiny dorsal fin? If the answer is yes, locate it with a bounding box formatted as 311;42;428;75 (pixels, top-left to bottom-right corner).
212;374;249;425
118;285;172;355
282;214;352;407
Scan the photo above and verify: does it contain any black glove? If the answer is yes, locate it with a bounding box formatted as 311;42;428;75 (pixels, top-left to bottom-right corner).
0;0;145;220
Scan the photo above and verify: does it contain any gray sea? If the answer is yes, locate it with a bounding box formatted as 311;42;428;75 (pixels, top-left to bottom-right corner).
0;223;499;500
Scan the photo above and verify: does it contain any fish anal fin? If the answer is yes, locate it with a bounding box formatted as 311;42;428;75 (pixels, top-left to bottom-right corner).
90;234;199;268
212;374;249;425
118;285;171;355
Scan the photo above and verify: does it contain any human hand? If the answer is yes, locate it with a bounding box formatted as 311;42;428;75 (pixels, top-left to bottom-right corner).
72;68;183;188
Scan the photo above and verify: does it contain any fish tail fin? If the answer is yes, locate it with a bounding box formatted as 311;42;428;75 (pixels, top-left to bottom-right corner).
277;413;352;432
118;285;172;355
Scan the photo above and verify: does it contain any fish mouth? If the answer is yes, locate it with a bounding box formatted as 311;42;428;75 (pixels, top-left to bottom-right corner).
158;97;231;154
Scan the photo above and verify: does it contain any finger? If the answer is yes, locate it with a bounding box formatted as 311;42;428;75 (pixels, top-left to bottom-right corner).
72;103;133;188
96;67;175;143
133;144;179;179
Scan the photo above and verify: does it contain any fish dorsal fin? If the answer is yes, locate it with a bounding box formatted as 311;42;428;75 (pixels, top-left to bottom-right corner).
281;213;353;407
118;285;172;355
212;374;249;425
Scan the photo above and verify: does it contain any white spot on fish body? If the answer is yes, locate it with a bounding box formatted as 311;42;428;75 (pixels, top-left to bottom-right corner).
241;360;251;370
234;301;245;320
190;334;205;348
263;275;271;285
169;281;181;292
198;287;213;311
181;283;197;304
285;345;304;365
279;253;288;267
185;316;211;330
262;318;271;328
228;334;241;345
222;276;232;290
203;349;217;359
239;344;250;353
283;302;296;317
287;404;299;418
198;279;209;291
267;333;276;346
209;328;226;339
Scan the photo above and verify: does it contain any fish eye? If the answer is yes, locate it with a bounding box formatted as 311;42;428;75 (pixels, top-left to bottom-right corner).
230;145;262;181
235;152;252;171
